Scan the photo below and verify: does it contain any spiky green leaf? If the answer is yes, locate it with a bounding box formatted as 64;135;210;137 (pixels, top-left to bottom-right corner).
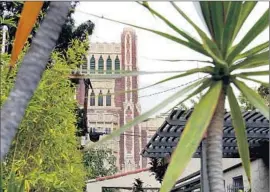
235;71;269;77
233;79;269;119
238;75;269;88
170;2;227;66
231;2;257;42
222;2;242;55
208;2;224;49
83;12;208;55
153;66;213;86
230;51;268;71
84;78;207;149
170;78;213;111
235;41;268;61
142;57;213;64
160;81;223;192
138;1;203;48
69;69;189;79
227;9;269;63
199;2;214;39
227;85;251;184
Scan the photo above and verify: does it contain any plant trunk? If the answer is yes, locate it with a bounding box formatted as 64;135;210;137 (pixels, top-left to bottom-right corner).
206;90;225;192
0;2;71;160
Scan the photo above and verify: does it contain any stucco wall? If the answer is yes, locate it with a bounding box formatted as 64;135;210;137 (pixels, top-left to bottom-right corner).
86;170;160;192
224;159;269;192
175;158;242;179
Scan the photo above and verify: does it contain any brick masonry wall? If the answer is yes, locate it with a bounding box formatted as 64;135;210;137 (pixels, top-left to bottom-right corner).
76;28;144;171
76;79;85;106
141;129;148;168
131;32;141;169
118;31;127;170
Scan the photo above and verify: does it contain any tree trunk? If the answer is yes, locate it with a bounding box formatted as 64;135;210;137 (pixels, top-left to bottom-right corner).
206;90;225;192
0;2;71;160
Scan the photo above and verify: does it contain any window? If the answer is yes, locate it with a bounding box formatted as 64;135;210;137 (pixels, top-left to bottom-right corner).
233;176;244;192
90;91;95;106
115;55;120;74
106;56;112;74
106;90;111;106
98;56;104;74
105;128;111;134
98;90;103;106
81;56;87;74
90;127;96;133
90;55;95;74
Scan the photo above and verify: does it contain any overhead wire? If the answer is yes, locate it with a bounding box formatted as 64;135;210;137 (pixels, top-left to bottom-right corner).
138;75;207;98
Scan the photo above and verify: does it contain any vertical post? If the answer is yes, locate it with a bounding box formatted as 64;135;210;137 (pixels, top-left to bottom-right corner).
200;139;209;191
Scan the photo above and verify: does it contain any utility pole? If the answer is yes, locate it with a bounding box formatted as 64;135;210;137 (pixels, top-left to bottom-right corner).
1;25;8;54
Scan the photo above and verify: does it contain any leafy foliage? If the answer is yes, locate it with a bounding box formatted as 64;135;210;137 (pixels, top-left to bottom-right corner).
238;88;257;111
257;85;269;106
0;1;94;55
239;85;269;110
149;158;168;184
132;178;144;192
83;147;118;179
0;40;89;191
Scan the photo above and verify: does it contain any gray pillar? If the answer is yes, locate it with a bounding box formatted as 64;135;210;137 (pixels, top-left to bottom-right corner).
200;139;209;191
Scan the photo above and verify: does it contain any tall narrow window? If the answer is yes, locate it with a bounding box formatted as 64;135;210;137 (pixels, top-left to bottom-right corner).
106;56;112;74
106;90;111;106
233;176;244;191
115;55;120;74
90;91;95;106
82;55;87;74
90;55;95;74
98;90;103;106
98;56;104;74
105;128;111;134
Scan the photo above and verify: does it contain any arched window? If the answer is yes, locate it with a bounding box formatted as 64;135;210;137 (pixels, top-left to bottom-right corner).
82;55;87;74
98;56;104;74
90;55;95;74
90;91;95;106
98;90;103;106
115;55;120;74
106;56;112;74
106;90;111;106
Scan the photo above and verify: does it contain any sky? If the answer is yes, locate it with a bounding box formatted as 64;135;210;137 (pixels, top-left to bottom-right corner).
73;2;269;116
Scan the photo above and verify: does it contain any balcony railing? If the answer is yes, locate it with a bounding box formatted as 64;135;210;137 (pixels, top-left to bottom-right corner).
226;185;250;192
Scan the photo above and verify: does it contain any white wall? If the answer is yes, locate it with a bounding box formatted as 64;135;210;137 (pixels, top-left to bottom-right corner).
86;170;160;192
176;158;242;179
224;159;269;192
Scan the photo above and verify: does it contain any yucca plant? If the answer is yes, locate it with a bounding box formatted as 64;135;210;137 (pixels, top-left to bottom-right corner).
84;2;269;192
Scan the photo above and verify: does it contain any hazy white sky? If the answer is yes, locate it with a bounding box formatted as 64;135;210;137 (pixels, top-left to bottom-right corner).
74;2;269;115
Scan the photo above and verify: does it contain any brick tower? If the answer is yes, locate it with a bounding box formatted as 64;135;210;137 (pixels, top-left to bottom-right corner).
76;27;142;172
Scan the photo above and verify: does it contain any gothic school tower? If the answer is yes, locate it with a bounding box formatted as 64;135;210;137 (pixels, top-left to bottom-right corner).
75;28;143;172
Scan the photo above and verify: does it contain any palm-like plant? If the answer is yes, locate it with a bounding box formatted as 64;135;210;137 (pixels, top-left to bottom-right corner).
85;2;269;192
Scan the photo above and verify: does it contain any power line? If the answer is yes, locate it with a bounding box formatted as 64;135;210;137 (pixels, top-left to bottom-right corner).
120;133;153;139
77;75;208;101
138;75;207;98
